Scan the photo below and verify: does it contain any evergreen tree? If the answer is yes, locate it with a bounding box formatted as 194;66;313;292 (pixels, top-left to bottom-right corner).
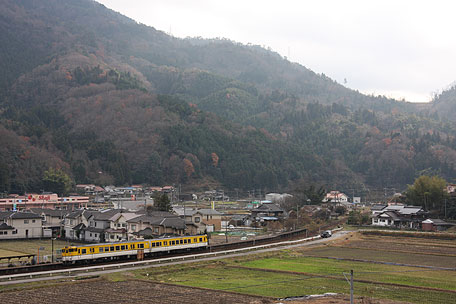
154;193;172;212
42;168;73;196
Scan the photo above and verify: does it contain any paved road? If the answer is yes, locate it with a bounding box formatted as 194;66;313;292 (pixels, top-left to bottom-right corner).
0;231;349;286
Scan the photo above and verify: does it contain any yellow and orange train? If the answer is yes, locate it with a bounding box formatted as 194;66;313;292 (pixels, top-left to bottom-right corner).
59;235;208;263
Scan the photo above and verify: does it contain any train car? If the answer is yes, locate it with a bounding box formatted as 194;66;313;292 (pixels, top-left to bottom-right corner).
60;234;208;263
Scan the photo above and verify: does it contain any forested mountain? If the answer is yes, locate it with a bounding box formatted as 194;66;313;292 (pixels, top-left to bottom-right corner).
0;0;455;195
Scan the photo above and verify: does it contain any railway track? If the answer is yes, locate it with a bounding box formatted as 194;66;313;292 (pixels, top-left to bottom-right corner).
0;227;315;277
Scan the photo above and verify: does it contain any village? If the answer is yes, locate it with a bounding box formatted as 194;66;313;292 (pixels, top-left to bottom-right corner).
1;184;455;244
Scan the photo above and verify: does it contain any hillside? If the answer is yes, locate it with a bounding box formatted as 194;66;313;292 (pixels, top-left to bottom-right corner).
0;0;455;195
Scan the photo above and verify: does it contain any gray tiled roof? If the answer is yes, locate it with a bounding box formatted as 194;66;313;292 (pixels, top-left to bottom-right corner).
30;208;69;217
195;209;222;215
10;212;42;219
156;217;185;229
255;203;284;212
92;209;122;221
66;210;85;219
0;211;13;220
370;204;387;211
84;227;105;233
0;222;14;230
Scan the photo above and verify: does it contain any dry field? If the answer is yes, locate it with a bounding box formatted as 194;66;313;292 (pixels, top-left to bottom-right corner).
0;278;274;304
0;277;410;304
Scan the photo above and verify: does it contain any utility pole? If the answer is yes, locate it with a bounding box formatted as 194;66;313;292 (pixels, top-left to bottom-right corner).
350;270;354;304
296;202;299;229
445;198;447;218
51;238;55;263
343;270;354;304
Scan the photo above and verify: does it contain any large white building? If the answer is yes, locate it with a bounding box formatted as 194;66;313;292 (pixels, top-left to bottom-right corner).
0;193;89;211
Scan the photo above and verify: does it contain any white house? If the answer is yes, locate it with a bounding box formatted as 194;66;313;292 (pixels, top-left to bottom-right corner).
322;191;349;203
0;211;44;239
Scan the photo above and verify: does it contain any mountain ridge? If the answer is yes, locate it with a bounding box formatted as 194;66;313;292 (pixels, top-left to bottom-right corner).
0;0;455;196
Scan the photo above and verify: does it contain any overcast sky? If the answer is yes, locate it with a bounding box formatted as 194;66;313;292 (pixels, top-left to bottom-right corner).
96;0;456;103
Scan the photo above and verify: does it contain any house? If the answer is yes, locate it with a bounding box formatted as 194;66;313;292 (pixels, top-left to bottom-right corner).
128;212;186;239
372;205;426;229
0;211;44;239
370;204;387;216
174;207;222;232
83;209;121;242
251;202;284;218
322;191;349;203
30;208;69;237
63;210;97;240
422;219;456;231
193;209;222;231
75;184;106;195
105;212;139;242
251;202;285;225
446;184;456;193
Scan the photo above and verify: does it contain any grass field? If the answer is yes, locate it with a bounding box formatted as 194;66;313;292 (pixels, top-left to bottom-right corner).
240;256;456;290
0;239;78;256
298;246;456;268
131;261;455;304
128;232;456;303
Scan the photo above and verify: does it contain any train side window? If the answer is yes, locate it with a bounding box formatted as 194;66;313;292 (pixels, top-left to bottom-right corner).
164;241;167;246
184;239;187;244
188;239;191;243
199;237;202;242
152;242;155;247
180;240;183;244
78;249;81;254
82;249;87;254
99;247;104;253
116;246;120;251
121;245;125;250
139;243;144;249
193;238;197;243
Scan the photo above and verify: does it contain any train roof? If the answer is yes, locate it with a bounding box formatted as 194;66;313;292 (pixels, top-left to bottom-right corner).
62;234;206;248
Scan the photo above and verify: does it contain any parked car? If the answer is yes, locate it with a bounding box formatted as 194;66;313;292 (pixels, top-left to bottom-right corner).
321;230;332;238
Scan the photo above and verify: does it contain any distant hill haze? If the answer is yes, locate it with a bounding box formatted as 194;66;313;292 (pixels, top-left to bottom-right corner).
0;0;455;195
